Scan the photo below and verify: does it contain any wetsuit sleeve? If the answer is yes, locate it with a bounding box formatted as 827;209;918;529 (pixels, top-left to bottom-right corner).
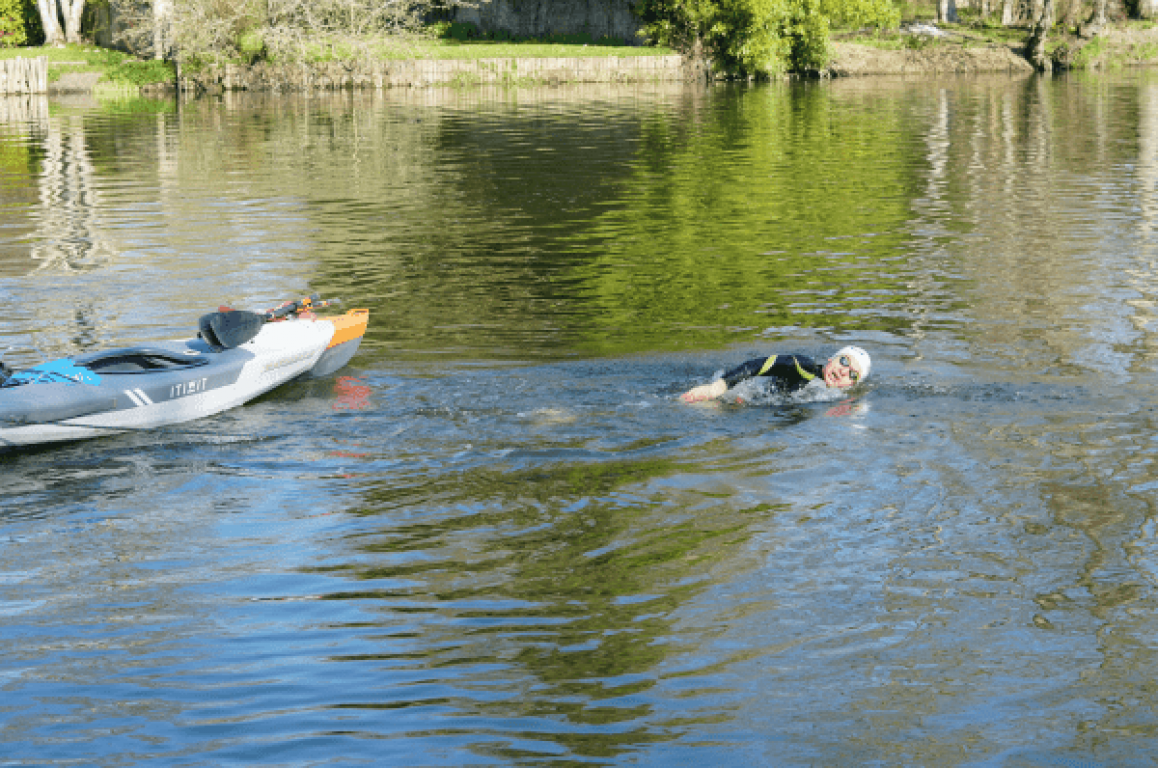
722;356;777;388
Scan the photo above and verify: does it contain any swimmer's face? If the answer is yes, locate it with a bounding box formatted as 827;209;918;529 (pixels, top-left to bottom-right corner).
823;354;863;389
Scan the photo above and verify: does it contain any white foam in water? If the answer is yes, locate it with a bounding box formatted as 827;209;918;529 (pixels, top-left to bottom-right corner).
724;377;851;406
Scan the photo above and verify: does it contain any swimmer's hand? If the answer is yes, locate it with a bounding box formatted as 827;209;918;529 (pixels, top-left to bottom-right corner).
680;380;728;402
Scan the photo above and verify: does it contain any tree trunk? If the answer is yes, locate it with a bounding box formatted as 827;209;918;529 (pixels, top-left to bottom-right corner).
1030;0;1044;24
1002;0;1015;25
154;0;172;59
1028;0;1055;71
35;0;64;46
60;0;85;44
938;0;960;23
1080;0;1107;36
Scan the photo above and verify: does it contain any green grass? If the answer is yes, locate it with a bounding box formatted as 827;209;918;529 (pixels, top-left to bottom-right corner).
0;44;175;86
4;36;671;78
836;13;1028;53
1135;40;1158;59
0;43;124;65
180;34;675;68
104;58;175;86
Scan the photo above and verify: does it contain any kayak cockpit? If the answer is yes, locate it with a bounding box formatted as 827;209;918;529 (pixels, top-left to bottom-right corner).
74;347;210;375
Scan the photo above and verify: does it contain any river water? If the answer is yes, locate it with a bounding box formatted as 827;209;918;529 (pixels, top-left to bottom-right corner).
2;72;1158;765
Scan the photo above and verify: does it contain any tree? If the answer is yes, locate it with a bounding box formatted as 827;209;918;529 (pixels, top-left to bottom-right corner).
1001;0;1014;25
154;0;172;59
638;0;898;78
108;0;473;63
1026;0;1055;70
35;0;83;45
0;0;41;46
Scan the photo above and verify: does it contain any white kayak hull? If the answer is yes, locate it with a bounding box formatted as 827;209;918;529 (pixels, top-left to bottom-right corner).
0;310;368;449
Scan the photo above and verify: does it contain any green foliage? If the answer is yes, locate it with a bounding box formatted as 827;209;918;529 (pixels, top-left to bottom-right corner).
104;59;176;86
444;21;477;40
1135;40;1158;59
0;0;40;47
892;0;936;21
638;0;898;76
902;31;940;48
236;27;266;62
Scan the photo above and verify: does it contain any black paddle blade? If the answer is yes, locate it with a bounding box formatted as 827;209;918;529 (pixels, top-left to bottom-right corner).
198;311;264;350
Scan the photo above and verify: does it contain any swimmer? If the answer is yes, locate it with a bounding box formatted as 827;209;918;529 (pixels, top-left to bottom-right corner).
680;346;871;402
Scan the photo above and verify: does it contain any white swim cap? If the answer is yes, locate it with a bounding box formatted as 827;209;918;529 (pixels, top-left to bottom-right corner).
835;346;871;382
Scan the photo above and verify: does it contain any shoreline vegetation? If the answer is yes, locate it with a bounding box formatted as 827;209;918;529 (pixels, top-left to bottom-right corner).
2;19;1158;96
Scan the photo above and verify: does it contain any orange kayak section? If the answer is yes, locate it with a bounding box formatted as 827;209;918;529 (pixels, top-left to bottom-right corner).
327;309;369;349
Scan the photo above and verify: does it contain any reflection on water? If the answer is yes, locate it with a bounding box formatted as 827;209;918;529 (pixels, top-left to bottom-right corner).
3;73;1158;764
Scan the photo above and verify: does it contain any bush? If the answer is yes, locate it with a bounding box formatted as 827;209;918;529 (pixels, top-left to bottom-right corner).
105;58;177;86
0;0;41;47
430;20;481;40
639;0;897;76
903;31;939;48
236;27;266;62
448;21;479;40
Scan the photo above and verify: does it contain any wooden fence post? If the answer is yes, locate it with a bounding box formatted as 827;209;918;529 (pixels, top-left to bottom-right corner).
0;57;48;94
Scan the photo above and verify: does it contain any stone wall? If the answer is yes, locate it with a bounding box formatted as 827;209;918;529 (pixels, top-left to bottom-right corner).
180;55;704;93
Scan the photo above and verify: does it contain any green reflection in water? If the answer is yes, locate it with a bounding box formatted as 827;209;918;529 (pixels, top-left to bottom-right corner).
0;123;40;277
223;84;968;362
89;84;975;364
561;83;937;355
316;450;780;759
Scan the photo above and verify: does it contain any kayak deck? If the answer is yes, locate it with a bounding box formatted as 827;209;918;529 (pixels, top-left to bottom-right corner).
0;307;370;449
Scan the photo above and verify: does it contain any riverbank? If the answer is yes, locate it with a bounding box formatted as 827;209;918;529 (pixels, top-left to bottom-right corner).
826;37;1035;76
179;54;707;93
7;21;1158;97
0;45;173;95
827;21;1158;77
185;22;1158;91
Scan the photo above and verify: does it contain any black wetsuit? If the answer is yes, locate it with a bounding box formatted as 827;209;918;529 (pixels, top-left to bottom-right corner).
722;354;824;394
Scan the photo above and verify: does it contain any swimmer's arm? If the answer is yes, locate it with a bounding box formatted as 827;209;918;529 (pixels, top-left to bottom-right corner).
680;379;728;402
680;356;780;402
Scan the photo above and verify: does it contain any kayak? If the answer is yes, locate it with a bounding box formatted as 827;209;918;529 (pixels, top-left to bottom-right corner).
0;298;369;449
